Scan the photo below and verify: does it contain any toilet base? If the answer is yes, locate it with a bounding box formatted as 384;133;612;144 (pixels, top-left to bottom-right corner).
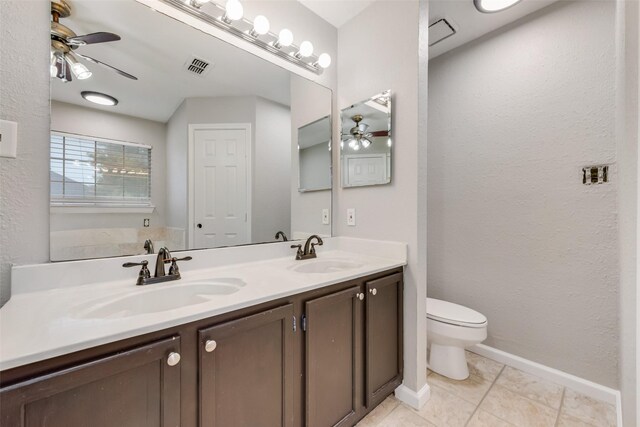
428;343;469;380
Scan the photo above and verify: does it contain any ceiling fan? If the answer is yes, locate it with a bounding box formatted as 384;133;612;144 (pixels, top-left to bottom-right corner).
50;0;138;82
342;115;389;151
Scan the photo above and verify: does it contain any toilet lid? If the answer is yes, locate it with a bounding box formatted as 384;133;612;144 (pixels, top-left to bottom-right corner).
427;298;487;327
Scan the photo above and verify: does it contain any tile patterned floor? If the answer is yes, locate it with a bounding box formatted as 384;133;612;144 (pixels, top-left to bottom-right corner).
356;351;617;427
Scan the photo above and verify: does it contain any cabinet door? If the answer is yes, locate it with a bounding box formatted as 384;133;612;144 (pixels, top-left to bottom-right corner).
0;337;181;427
365;273;403;407
305;286;363;427
199;304;295;427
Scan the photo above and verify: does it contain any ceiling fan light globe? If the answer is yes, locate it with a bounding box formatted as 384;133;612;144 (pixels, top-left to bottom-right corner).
73;63;92;80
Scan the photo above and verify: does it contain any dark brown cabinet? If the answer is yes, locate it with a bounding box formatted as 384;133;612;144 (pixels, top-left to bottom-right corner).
198;304;295;427
305;286;362;427
0;337;181;427
365;273;403;408
0;268;403;427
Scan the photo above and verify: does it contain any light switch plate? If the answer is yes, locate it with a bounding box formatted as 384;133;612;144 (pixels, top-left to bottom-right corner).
0;119;18;159
347;208;356;226
322;209;330;225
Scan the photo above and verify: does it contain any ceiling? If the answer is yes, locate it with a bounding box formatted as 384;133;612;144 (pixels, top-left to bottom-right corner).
51;0;292;123
297;0;375;28
429;0;558;59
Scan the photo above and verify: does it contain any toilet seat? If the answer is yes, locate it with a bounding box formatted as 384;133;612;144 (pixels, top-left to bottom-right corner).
427;298;487;328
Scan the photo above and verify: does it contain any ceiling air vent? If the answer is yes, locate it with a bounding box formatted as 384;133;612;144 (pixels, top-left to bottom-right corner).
429;19;456;46
184;56;213;77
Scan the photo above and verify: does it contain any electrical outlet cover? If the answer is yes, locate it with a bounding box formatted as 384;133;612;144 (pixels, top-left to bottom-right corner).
322;209;330;225
347;208;356;226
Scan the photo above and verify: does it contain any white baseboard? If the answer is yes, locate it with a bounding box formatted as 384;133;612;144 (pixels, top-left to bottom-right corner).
470;344;623;426
395;382;431;410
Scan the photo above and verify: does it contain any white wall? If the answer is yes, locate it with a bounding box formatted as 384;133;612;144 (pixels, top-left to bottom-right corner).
337;0;427;400
428;1;619;387
49;101;168;232
166;100;188;231
0;0;50;305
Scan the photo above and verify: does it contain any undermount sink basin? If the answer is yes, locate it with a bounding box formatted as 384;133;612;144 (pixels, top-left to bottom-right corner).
74;278;245;319
290;259;363;274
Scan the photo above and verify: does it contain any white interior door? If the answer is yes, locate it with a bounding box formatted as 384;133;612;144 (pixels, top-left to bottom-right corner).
193;126;249;248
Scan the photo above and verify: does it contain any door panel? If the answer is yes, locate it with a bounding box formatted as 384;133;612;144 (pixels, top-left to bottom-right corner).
365;273;403;408
305;286;362;427
194;127;249;248
199;304;294;427
0;337;181;427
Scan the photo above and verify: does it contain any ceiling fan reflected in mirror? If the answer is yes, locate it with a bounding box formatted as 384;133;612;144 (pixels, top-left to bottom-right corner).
50;0;138;83
342;115;389;151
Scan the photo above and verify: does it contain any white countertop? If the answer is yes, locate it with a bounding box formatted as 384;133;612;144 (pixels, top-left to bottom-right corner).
0;237;406;371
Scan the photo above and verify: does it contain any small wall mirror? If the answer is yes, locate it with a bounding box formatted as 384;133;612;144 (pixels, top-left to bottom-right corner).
298;116;331;192
340;90;392;188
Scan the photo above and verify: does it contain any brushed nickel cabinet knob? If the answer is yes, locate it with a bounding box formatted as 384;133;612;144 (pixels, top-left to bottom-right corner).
167;352;181;366
205;340;217;352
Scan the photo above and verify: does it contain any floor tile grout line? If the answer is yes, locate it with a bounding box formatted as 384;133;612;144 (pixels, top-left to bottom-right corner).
464;363;507;427
368;396;401;427
553;387;566;427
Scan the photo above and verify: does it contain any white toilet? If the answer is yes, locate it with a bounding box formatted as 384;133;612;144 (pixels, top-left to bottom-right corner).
427;298;488;380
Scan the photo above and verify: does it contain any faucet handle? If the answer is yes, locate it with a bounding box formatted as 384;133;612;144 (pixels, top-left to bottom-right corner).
168;256;193;276
123;260;151;285
290;244;303;260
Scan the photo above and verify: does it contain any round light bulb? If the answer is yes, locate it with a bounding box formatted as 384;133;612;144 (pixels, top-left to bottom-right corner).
317;53;331;68
277;29;293;47
253;15;270;35
225;0;243;21
299;41;313;57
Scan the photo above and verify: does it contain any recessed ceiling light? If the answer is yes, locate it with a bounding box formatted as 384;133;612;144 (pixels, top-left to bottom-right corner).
81;91;118;106
474;0;522;13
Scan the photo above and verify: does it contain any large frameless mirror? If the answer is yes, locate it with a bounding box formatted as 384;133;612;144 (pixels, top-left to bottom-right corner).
48;0;332;261
340;90;392;188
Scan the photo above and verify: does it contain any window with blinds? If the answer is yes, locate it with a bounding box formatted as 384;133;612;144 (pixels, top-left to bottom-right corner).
50;132;152;207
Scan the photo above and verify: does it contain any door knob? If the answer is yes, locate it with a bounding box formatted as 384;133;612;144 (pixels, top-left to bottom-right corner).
197;223;203;229
167;352;181;366
369;288;377;296
205;340;217;352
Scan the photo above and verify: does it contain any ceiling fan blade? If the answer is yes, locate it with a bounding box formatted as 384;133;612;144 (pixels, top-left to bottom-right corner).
369;130;389;137
67;32;121;46
76;53;138;80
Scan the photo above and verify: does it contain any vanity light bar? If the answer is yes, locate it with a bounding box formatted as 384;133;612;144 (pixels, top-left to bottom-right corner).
161;0;330;74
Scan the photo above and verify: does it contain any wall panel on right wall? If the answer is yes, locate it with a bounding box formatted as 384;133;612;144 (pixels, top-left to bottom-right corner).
428;1;619;387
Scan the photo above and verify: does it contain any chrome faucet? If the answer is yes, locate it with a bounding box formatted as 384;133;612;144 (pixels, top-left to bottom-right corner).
123;247;192;286
291;235;323;260
275;231;288;241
